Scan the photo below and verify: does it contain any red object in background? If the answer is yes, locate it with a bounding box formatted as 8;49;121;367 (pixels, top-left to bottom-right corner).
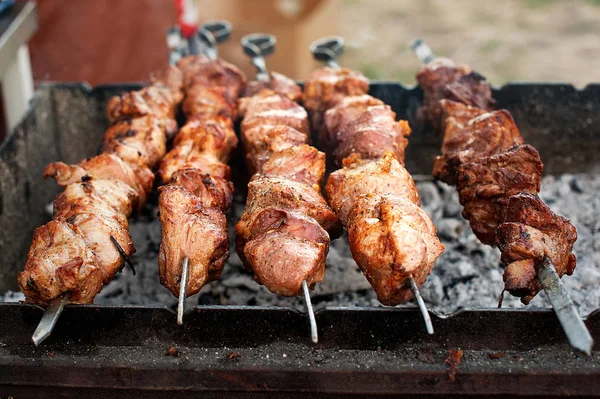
29;0;176;85
174;0;198;38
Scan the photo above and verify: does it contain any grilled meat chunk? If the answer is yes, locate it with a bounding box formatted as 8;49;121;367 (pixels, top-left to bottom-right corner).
260;144;325;188
242;125;308;175
326;152;420;225
322;94;385;152
434;109;524;185
303;67;370;129
158;116;237;183
158;185;229;296
243;71;302;101
457;144;543;245
333;105;411;165
496;193;577;304
177;54;246;101
239;90;309;134
416;58;494;128
347;194;444;305
44;153;153;211
151;64;185;105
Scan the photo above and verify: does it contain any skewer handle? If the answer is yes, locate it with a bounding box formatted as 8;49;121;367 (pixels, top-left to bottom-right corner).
309;36;344;69
241;33;276;82
167;25;186;65
536;256;594;355
190;19;232;59
409;38;436;64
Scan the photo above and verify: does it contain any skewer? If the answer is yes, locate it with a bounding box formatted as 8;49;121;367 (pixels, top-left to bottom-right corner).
409;38;594;355
174;21;231;325
242;33;319;344
310;36;436;335
409;276;434;335
536;256;594;355
32;293;70;346
302;280;319;344
177;257;189;325
110;235;136;275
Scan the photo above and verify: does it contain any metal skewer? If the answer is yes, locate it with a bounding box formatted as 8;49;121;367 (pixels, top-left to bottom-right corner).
177;257;189;326
410;38;594;354
110;235;135;275
302;280;319;344
409;276;434;335
175;22;232;325
310;36;436;335
242;33;319;343
536;256;593;355
32;293;70;346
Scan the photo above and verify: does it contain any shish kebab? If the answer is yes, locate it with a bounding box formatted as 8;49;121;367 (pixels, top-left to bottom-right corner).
410;40;593;354
304;37;444;334
156;21;246;325
17;46;185;345
235;34;342;343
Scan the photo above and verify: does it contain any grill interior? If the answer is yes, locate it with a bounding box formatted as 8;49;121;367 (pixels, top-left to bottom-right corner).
0;82;599;397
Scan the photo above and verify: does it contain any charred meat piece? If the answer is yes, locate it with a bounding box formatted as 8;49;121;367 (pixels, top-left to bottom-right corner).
322;94;384;153
242;125;308;175
102;114;168;170
44;153;153;211
239;90;309;134
347;194;444;305
260;144;325;188
169;168;233;212
158;185;229;296
326;152;420;225
416;58;494;128
243;71;302;102
496;193;577;304
151;64;185;105
303;67;370;129
18;220;103;306
457;144;543;245
333;105;411;166
158;117;237;183
434;109;523;184
182;85;238;120
177;55;246;101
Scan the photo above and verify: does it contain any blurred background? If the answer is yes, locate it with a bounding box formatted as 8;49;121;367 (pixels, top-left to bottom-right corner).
0;0;599;141
29;0;600;86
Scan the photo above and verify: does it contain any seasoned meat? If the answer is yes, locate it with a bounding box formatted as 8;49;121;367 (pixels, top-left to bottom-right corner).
158;185;229;296
496;193;577;304
44;153;153;211
260;144;325;188
303;66;370;129
416;57;493;129
333;105;411;165
433;109;524;184
177;54;246;101
243;71;302;102
242;125;308;175
170;168;233;212
102;114;168;169
326;152;420;225
150;64;185;105
347;194;444;305
182;85;238;120
18;220;103;306
322;94;384;152
240;90;309;134
457;144;543;245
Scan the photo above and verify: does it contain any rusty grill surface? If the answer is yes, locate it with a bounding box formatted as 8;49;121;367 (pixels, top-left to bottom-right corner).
1;83;600;397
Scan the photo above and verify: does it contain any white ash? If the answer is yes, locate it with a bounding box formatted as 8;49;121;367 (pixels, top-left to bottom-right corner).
6;174;596;316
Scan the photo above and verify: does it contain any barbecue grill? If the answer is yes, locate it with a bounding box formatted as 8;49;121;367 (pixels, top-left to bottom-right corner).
1;27;600;395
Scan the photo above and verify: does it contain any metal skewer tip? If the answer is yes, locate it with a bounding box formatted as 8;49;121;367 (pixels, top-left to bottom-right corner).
110;235;135;275
536;256;594;355
409;276;434;335
32;293;69;346
302;280;319;344
177;257;190;326
409;38;436;64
